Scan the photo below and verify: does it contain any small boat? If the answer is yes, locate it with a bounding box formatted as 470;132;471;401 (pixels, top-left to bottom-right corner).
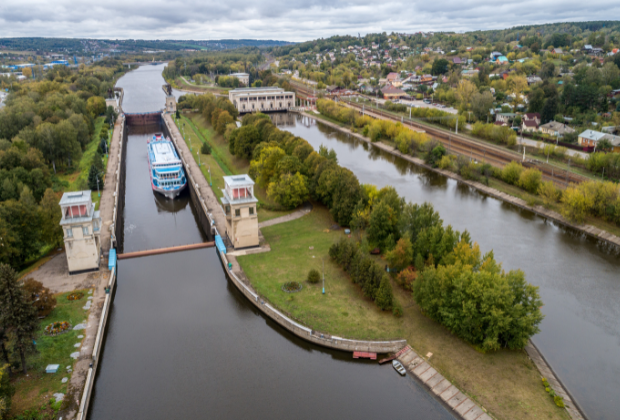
147;133;187;199
392;360;406;376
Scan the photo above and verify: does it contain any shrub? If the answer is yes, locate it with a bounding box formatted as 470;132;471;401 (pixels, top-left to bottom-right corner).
200;142;211;155
395;268;417;290
437;155;455;170
22;278;56;318
392;300;404;317
502;161;524;185
425;143;446;168
554;395;565;408
307;269;321;284
518;168;542;193
375;275;394;310
538;181;559;206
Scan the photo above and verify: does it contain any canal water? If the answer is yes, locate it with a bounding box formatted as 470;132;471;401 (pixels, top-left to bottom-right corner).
278;114;620;420
88;65;456;420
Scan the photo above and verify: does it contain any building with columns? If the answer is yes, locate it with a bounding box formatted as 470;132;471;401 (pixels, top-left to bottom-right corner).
59;191;102;274
229;87;295;114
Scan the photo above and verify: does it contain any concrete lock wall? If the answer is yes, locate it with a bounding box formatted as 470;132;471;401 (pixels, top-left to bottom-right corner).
161;113;407;354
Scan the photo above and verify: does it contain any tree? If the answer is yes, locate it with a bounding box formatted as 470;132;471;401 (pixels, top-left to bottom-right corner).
267;172;309;209
431;59;449;76
540;61;555;80
39;188;62;247
471;91;494;121
87;164;103;191
0;264;38;374
375;275;394;310
502;161;524;185
386;237;413;271
22;278;56;318
86;96;106;117
215;111;234;135
561;185;594;223
0;362;13;419
518;168;542;193
367;200;392;247
601;62;620;86
229;125;260;159
455;80;477;108
541;96;558;124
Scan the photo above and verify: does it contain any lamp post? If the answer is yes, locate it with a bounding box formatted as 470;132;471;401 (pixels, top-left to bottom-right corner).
322;257;325;294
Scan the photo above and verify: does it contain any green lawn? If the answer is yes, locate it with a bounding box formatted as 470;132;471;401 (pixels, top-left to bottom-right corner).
56;116;107;210
175;113;295;222
9;290;92;416
238;204;569;420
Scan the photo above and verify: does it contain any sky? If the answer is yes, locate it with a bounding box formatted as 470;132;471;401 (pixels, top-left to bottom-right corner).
1;0;619;42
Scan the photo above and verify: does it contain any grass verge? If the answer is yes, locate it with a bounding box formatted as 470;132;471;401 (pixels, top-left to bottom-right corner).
237;204;570;420
174;113;295;222
9;290;91;417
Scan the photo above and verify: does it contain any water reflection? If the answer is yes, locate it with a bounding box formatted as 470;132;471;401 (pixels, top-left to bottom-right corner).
278;113;620;420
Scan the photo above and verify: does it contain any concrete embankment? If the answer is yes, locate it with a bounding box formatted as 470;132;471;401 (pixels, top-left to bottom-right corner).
75;115;126;420
161;112;406;353
304;113;620;250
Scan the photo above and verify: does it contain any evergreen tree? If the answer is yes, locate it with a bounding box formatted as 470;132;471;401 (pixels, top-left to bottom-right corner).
0;264;38;374
87;164;103;191
375;275;394;310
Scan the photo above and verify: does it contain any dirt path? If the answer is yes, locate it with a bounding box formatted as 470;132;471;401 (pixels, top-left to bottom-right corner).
257;202;312;228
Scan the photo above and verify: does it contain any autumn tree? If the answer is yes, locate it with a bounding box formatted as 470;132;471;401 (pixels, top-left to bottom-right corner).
386;237;413;271
455;79;477;109
22;278;56;318
267;172;309;209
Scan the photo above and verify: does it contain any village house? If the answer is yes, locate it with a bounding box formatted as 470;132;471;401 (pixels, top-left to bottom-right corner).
495;113;516;125
539;121;575;138
578;129;607;148
523;113;541;126
522;119;539;133
381;85;407;100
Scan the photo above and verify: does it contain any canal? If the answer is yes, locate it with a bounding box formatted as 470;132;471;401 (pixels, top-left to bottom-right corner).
277;113;620;420
87;65;456;420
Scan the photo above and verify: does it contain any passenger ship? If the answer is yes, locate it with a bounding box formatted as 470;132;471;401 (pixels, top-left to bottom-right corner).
147;134;187;199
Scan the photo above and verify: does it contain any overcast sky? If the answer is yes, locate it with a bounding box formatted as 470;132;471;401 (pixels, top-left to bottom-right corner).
1;0;619;42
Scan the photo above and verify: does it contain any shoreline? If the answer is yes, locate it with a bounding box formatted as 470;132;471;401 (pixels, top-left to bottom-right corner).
303;112;620;250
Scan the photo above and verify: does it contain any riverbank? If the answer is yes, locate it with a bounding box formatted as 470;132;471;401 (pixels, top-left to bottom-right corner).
305;112;620;249
161;110;572;420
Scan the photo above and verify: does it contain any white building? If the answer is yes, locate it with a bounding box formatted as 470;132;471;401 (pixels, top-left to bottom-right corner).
220;175;259;249
230;72;250;86
59;191;102;274
229;87;296;114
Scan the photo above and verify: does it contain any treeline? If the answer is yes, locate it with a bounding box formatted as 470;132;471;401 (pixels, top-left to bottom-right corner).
329;238;399;314
228;112;361;223
0;65;114;268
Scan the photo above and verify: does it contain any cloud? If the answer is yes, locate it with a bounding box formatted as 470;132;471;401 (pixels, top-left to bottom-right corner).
0;0;619;41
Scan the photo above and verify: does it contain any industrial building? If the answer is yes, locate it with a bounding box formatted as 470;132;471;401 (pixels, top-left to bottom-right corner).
228;87;296;114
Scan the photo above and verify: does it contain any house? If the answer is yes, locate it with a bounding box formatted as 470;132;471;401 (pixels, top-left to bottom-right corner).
381;85;407;100
522;119;539;132
496;113;516;124
527;75;543;85
578;129;607;147
452;57;464;65
495;56;509;64
490;51;503;60
539;121;575;138
220;175;259;249
523;113;541;126
550;48;564;54
59;191;102;274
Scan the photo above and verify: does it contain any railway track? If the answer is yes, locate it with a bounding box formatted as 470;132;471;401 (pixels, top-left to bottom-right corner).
291;82;585;187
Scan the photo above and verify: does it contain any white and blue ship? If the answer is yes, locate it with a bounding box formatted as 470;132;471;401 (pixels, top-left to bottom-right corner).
147;133;187;199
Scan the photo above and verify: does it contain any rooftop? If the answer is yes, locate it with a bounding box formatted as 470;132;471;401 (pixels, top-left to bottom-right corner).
224;175;255;187
59;190;92;206
579;130;606;141
150;141;181;165
229;87;284;94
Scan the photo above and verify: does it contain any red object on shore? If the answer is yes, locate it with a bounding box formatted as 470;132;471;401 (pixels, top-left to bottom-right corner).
353;351;377;360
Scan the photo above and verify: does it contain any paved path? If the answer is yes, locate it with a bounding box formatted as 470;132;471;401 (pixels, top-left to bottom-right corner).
397;347;493;420
257;202;312;228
